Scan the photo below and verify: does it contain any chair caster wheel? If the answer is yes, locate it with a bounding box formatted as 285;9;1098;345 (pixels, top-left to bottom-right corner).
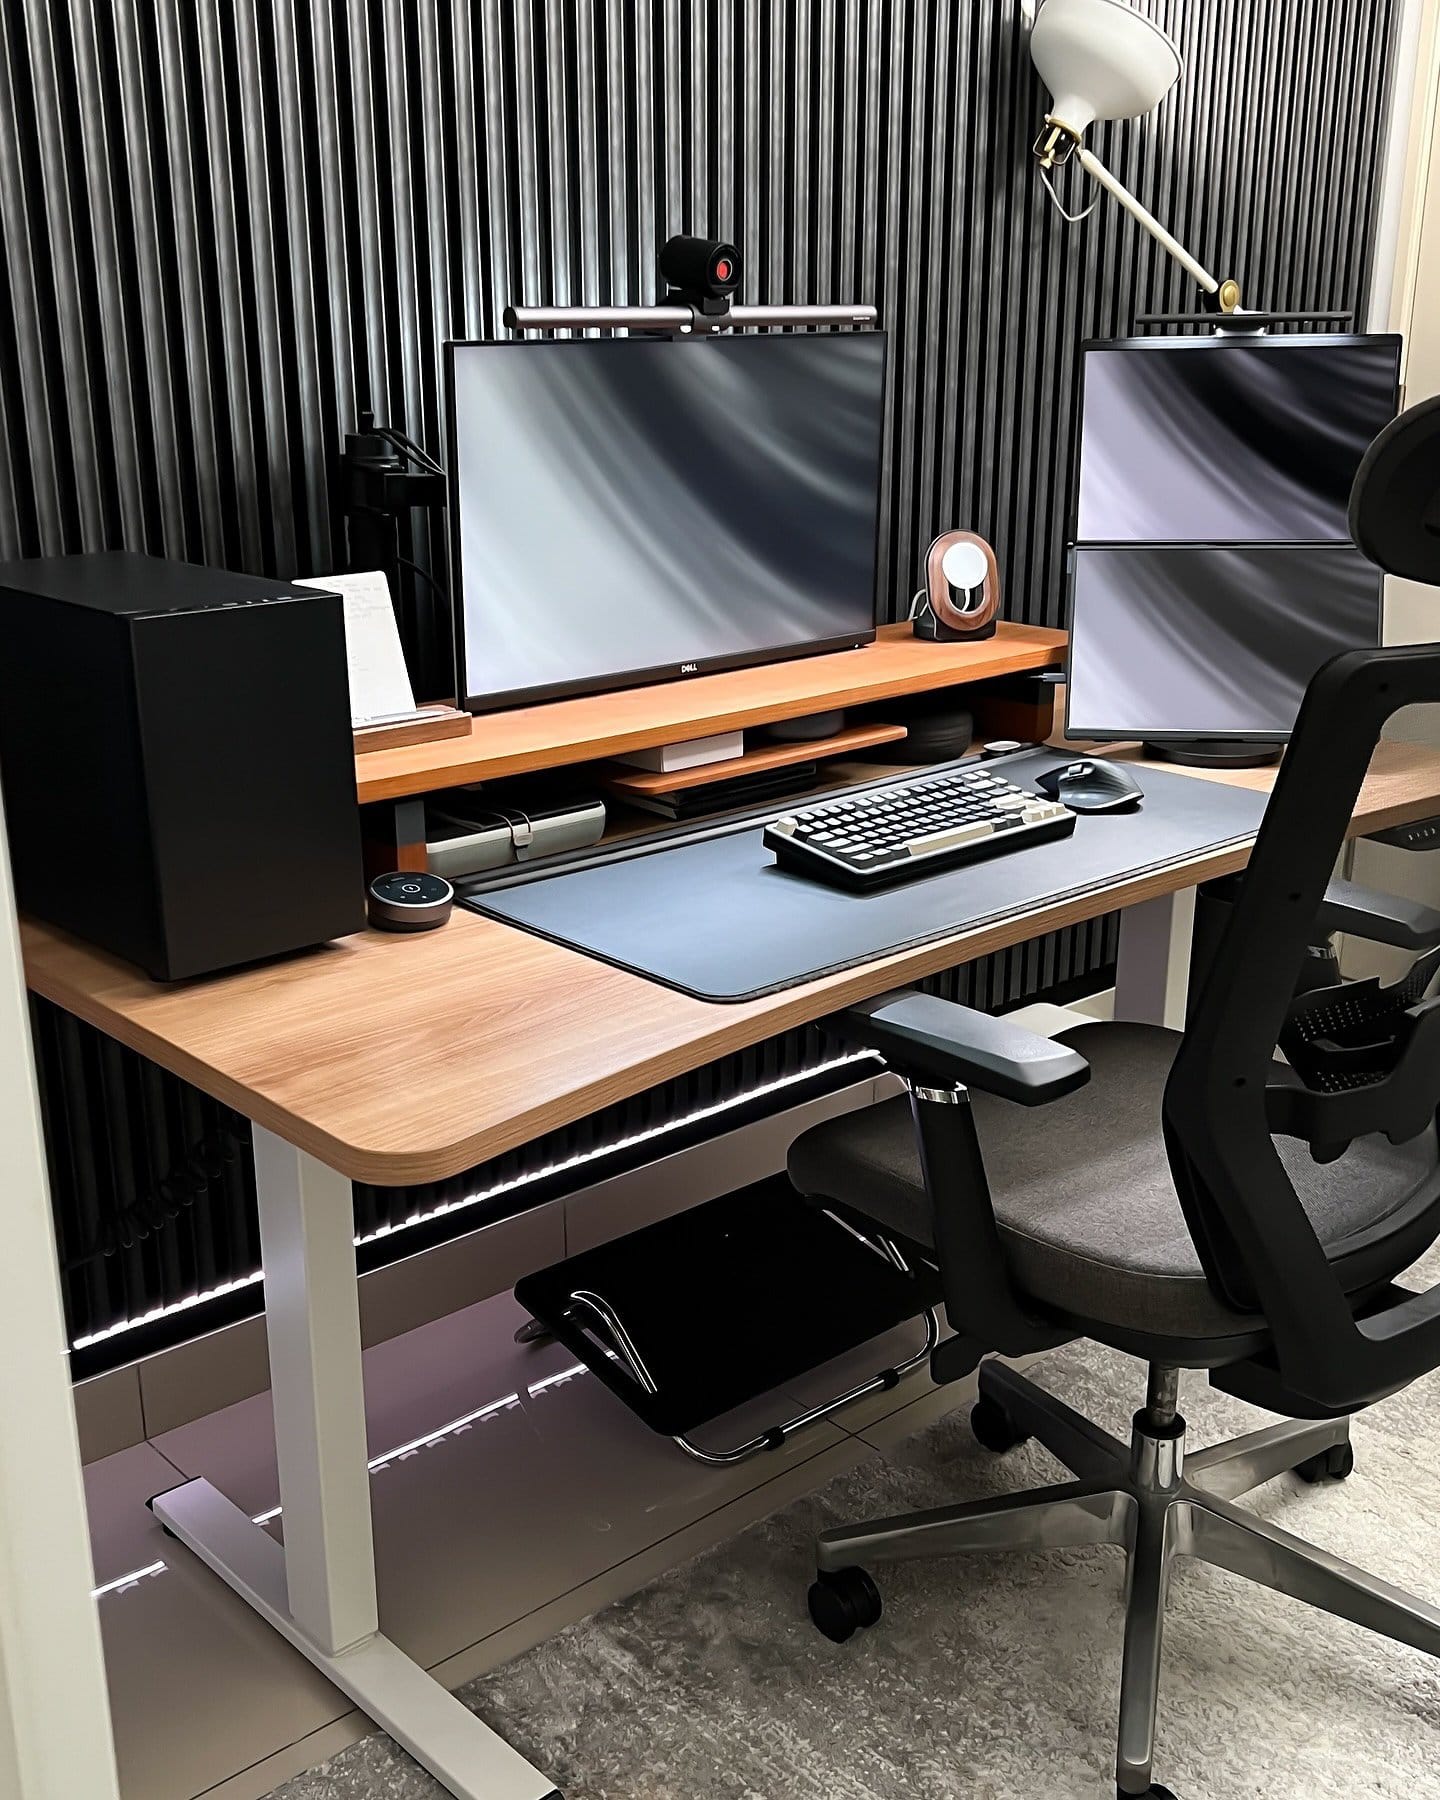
1295;1442;1354;1484
808;1566;882;1643
514;1318;554;1347
1118;1785;1178;1798
971;1395;1029;1454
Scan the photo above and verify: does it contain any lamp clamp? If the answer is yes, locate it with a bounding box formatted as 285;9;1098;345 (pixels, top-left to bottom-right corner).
335;409;451;695
1034;117;1082;170
340;412;446;520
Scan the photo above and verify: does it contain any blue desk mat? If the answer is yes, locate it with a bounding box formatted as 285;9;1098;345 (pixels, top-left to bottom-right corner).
464;751;1269;1003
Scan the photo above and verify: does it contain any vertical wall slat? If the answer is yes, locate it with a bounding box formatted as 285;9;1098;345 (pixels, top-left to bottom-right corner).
0;0;1398;609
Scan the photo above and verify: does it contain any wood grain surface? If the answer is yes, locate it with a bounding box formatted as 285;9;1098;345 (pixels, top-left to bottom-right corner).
354;621;1067;803
25;740;1440;1186
599;721;908;796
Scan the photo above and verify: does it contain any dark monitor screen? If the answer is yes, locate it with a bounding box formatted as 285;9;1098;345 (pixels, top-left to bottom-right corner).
1074;335;1402;543
447;333;886;711
1064;543;1383;742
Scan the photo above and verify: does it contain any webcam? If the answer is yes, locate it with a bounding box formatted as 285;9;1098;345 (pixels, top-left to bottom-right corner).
659;236;741;314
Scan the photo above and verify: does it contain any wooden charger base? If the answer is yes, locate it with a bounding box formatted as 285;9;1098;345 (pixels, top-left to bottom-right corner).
354;704;471;754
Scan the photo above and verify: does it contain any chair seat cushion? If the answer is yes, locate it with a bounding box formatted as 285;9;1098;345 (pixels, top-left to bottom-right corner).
788;1022;1440;1341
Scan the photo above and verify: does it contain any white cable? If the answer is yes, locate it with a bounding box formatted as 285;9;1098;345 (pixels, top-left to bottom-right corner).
1040;164;1101;225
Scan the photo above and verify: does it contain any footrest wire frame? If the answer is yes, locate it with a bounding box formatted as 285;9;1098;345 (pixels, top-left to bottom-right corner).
565;1281;941;1468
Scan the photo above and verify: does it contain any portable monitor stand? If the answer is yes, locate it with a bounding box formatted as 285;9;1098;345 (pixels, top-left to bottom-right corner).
1144;739;1284;770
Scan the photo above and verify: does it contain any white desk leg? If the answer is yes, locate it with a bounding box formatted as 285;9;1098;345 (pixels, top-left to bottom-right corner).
1114;888;1197;1029
152;1127;560;1800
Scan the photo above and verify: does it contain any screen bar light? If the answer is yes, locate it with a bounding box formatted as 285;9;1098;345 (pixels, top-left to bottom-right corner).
503;302;878;334
506;232;876;335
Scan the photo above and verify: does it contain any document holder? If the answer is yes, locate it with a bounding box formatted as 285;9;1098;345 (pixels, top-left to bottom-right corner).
514;1176;943;1465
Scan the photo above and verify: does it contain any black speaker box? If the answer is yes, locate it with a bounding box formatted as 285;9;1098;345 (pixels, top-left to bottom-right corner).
0;551;365;979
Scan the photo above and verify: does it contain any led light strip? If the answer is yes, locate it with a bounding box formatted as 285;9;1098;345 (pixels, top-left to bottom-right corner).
92;1365;591;1599
351;1051;877;1249
73;1052;878;1350
73;1270;267;1352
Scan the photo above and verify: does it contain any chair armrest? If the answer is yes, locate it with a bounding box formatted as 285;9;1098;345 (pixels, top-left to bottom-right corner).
823;990;1091;1105
1208;869;1440;952
1313;875;1440;951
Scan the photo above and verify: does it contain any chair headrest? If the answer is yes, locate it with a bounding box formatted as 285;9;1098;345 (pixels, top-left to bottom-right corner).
1350;394;1440;584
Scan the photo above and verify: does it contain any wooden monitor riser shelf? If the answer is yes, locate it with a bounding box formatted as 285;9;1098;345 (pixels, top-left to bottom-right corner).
354;621;1067;804
23;740;1440;1191
600;720;907;797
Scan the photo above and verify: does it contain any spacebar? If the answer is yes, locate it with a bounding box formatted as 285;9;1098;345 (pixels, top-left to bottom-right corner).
906;820;997;855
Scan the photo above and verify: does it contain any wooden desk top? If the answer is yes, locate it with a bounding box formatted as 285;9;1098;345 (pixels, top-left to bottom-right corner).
355;621;1067;804
23;740;1440;1187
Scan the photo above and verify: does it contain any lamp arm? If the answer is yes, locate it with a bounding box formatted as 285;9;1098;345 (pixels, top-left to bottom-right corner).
1075;144;1234;304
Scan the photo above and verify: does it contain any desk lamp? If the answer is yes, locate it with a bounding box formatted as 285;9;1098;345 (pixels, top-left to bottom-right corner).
1030;0;1243;315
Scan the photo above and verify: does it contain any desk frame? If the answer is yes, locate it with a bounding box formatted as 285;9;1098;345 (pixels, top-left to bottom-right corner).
153;1126;561;1800
144;895;1200;1800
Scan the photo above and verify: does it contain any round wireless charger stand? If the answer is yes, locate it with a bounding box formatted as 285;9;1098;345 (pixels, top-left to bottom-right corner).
1143;738;1284;769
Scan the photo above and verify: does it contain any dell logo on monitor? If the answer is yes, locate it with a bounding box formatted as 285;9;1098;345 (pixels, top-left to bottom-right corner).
680;662;699;674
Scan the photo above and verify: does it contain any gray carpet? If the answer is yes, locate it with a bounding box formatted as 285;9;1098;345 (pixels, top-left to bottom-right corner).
269;1324;1440;1800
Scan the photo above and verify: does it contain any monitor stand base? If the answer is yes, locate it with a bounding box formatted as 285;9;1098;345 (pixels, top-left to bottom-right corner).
1144;739;1284;770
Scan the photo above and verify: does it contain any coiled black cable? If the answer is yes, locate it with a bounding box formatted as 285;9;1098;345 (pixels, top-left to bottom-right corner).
62;1112;251;1271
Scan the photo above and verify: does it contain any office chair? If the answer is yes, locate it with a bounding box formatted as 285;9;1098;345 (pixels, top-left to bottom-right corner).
788;397;1440;1798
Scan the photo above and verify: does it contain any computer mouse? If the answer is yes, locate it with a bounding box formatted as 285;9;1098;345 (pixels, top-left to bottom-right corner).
1034;758;1144;814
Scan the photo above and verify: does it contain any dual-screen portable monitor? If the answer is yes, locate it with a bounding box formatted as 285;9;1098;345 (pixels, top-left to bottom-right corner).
1066;334;1401;749
445;329;1401;743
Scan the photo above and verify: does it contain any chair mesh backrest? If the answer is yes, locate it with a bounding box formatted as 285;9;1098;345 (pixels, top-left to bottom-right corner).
1161;398;1440;1403
1164;647;1440;1304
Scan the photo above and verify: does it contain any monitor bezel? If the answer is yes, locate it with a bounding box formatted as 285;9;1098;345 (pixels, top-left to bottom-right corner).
1066;331;1404;550
1061;540;1386;745
443;332;886;716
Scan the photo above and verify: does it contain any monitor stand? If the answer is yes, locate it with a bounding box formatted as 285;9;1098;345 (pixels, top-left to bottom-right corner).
1144;739;1284;770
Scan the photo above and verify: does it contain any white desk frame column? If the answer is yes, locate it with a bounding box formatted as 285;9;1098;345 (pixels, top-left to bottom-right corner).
1113;888;1198;1029
152;1126;561;1800
0;789;121;1800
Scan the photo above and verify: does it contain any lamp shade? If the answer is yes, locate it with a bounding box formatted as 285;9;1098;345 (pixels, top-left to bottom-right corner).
1030;0;1181;135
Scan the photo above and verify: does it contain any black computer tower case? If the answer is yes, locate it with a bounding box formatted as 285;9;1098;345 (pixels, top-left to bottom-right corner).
0;551;365;979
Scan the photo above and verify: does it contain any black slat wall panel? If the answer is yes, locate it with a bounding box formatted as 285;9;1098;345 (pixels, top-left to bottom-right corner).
1;0;1398;1357
0;1;1396;650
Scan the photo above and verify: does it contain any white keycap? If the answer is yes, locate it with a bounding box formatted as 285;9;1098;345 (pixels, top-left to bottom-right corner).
907;820;995;855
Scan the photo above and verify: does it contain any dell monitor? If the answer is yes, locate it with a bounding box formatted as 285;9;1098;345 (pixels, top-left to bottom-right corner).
446;333;886;712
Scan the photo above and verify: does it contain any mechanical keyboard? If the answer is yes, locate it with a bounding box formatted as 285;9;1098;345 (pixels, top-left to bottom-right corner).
763;765;1075;890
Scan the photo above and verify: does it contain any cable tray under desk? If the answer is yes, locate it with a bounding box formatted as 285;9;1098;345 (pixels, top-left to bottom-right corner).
514;1176;945;1464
